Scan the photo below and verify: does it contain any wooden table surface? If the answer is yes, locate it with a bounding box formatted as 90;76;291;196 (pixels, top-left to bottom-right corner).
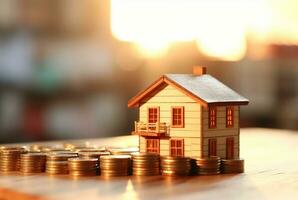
0;128;298;200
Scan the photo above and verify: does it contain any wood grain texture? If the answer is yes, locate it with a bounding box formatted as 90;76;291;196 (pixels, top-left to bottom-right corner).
1;128;298;200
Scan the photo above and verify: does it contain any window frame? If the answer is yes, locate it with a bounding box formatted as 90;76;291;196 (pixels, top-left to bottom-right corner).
170;139;184;156
226;106;234;128
147;107;160;124
146;138;160;153
209;106;217;128
171;106;184;128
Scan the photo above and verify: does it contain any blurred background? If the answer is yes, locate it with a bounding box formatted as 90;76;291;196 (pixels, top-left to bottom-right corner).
0;0;297;143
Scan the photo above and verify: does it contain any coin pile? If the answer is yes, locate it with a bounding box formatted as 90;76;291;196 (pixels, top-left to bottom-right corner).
100;155;131;177
132;152;160;176
0;147;26;172
196;156;221;175
46;153;78;175
68;158;99;177
221;159;244;174
20;153;47;173
161;156;191;176
109;147;139;155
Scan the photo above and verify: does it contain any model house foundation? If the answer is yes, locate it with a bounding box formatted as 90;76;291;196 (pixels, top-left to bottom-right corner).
128;66;249;159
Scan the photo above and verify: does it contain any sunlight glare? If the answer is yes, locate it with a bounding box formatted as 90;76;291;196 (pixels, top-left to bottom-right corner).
122;180;138;200
196;21;246;61
111;0;298;60
111;0;248;60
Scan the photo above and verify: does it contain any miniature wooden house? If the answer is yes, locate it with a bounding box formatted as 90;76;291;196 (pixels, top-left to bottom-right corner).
128;67;249;159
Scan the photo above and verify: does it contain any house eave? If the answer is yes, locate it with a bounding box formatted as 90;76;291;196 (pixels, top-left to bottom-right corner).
207;101;249;107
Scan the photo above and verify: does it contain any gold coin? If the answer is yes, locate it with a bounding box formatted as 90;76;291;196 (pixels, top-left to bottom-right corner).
132;163;160;168
199;171;221;175
100;155;131;160
76;147;106;153
100;172;129;177
68;158;98;162
47;154;78;161
161;170;189;176
108;147;139;155
131;152;159;158
161;155;190;160
78;152;110;159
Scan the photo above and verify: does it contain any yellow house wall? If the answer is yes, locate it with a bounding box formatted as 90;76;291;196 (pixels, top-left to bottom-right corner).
139;136;146;153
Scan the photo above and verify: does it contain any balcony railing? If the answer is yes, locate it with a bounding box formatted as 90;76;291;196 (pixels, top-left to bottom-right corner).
133;121;170;137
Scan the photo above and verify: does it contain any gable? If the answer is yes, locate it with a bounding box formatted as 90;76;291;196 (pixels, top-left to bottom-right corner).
128;76;206;107
141;83;197;105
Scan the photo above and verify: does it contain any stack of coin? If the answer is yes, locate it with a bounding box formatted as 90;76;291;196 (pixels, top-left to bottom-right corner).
46;161;69;175
221;159;244;174
20;153;47;173
68;158;99;177
132;153;160;176
161;156;191;176
100;155;131;177
46;153;78;175
108;147;139;155
0;147;26;172
196;156;221;175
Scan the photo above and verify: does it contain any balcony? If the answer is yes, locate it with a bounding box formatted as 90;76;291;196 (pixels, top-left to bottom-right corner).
133;121;170;137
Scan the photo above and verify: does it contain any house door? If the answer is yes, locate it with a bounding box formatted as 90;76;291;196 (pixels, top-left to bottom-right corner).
208;138;217;156
146;138;160;153
226;137;234;159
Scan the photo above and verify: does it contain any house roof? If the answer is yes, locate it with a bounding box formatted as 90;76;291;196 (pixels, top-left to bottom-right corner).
128;74;249;107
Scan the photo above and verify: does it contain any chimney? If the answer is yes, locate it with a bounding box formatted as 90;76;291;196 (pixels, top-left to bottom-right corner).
193;66;206;76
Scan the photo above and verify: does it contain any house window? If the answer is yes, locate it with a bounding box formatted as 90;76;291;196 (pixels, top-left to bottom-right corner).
170;139;184;156
171;107;184;127
226;107;234;128
209;107;217;128
208;138;217;156
148;107;159;123
146;139;159;153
